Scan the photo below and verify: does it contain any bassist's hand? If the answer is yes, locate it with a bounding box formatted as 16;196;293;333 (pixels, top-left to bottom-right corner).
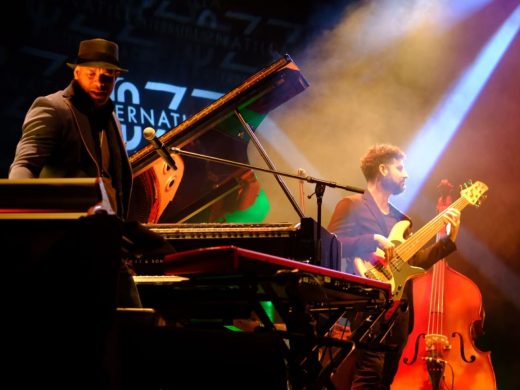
374;233;395;261
443;208;461;242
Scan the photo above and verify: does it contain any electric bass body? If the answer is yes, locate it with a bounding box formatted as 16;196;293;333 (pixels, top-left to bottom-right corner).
353;219;425;300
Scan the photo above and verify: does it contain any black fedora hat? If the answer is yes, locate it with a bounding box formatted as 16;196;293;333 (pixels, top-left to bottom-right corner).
67;38;128;73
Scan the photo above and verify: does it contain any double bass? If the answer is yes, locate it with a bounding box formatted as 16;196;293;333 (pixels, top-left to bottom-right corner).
391;179;496;389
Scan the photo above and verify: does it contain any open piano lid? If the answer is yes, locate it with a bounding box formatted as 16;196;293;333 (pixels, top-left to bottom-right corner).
128;54;309;224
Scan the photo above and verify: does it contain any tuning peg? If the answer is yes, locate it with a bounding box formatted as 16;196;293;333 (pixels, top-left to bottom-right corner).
475;194;488;208
461;180;473;190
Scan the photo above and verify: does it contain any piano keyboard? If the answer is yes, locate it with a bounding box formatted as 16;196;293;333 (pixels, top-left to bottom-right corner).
146;222;300;239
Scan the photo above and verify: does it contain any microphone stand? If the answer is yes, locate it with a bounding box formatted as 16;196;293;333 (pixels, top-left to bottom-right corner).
169;146;364;265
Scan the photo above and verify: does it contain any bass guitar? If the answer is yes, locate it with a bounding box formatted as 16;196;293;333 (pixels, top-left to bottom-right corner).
353;180;487;300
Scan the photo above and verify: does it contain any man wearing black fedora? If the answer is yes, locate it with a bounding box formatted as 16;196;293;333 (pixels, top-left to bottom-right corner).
10;38;127;205
10;38;130;213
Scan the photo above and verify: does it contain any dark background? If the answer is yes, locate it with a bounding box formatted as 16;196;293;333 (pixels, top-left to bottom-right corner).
1;1;519;389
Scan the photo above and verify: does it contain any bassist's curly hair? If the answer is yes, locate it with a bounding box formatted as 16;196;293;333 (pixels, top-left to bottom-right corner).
360;144;405;181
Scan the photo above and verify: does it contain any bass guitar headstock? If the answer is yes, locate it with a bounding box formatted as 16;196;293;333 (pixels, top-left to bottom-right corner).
460;180;488;207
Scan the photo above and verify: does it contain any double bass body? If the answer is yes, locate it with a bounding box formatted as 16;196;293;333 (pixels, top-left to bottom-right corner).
391;261;497;389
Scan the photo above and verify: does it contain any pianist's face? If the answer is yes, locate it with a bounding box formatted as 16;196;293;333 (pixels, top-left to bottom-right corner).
74;66;119;107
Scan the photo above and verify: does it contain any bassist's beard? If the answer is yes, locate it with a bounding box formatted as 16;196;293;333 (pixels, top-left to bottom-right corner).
382;176;405;195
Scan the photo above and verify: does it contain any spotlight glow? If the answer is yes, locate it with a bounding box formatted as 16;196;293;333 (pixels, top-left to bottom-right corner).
395;4;520;211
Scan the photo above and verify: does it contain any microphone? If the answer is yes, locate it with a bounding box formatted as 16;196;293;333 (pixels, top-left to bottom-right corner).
143;127;177;170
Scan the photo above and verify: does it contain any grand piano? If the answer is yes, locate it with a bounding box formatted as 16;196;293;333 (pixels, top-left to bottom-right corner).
128;54;342;269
